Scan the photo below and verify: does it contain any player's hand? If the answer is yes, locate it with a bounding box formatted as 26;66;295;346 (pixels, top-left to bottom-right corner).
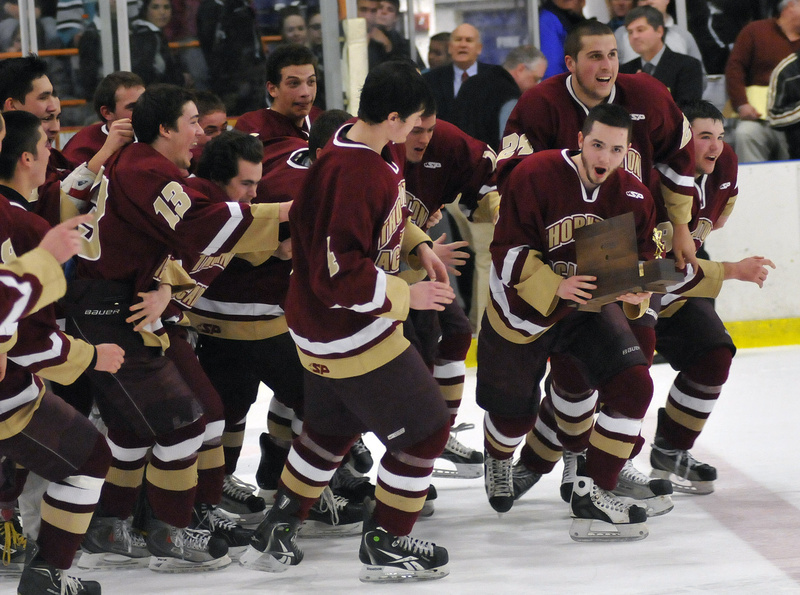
616;291;651;305
275;237;292;260
416;242;449;284
556;275;596;305
409;281;455;311
431;234;469;277
279;201;292;223
39;214;94;263
94;343;125;373
105;118;135;152
425;208;443;230
126;284;172;331
737;103;761;120
726;256;776;288
671;223;698;270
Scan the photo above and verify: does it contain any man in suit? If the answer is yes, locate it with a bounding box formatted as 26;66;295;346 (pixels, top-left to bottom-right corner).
620;5;704;107
422;23;491;123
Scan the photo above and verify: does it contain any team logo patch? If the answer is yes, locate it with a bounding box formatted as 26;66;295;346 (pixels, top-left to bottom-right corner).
423;161;442;169
630;113;646;120
719;182;731;189
626;190;644;200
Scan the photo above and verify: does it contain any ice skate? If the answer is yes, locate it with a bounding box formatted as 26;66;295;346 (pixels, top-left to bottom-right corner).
570;472;648;542
433;424;484;479
239;491;303;572
650;435;716;495
18;542;101;595
358;515;449;583
297;487;363;538
79;516;150;569
347;437;374;474
145;519;231;573
219;475;267;527
512;459;542;501
191;504;254;560
0;507;26;575
560;450;585;503
330;465;375;504
255;433;289;500
484;453;514;513
613;459;674;516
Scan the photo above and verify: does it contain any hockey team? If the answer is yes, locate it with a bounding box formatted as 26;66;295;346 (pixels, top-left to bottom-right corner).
0;19;776;595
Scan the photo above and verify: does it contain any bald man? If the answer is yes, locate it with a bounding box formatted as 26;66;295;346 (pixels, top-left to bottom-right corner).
422;23;492;123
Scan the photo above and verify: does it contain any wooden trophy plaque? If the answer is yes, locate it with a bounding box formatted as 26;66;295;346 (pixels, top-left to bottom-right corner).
574;212;684;312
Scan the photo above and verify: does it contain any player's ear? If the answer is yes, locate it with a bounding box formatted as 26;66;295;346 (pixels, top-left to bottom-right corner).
577;131;584;150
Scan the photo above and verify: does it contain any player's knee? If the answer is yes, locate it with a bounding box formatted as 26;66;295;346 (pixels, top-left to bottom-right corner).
602;364;653;419
689;346;734;386
404;423;451;461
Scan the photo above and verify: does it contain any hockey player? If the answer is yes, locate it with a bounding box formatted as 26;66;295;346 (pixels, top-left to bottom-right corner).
479;103;656;541
497;19;698;272
234;44;321;143
240;61;454;582
403;106;499;479
61;84;286;572
0;110;124;595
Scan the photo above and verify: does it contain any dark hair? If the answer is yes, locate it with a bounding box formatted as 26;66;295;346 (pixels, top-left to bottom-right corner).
430;31;450;44
308;109;352;156
266;43;317;86
195;129;263;185
358;61;429;124
624;6;665;36
132;84;196;144
0;110;42;180
582;103;633;142
0;55;49;106
137;0;171;22
93;71;145;121
682;100;724;125
564;20;614;60
194;90;226;117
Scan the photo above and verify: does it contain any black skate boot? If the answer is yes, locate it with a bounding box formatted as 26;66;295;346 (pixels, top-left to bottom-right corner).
650;409;717;494
359;515;449;582
484;452;514;513
192;504;254;560
145;519;231;573
219;475;267;527
512;459;542;501
298;487;363;538
433;424;484;479
238;490;303;572
330;465;375;504
18;542;101;595
613;459;674;516
79;515;150;569
348;437;374;474
255;433;289;500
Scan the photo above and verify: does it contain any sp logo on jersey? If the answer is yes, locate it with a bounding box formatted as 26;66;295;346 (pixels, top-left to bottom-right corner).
423;161;442;169
630;114;646;121
626;190;644;200
719;182;731;189
310;362;330;375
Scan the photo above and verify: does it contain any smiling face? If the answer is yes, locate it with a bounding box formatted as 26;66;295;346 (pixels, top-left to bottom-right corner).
10;75;57;120
577;121;629;189
268;64;317;125
691;117;724;176
566;34;618;107
282;14;308;45
40;97;61;149
197;109;228;148
405;114;436;163
29;125;51;188
162;101;202;169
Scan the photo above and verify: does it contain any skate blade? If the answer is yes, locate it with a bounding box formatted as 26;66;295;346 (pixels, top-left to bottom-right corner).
0;562;24;576
432;463;483;479
359;563;450;583
615;494;674;517
78;551;151;569
238;545;297;572
297;520;363;538
650;469;714;495
216;508;267;528
148;553;231;573
569;518;649;542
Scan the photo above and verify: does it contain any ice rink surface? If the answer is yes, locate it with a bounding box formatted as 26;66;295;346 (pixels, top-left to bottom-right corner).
4;345;798;594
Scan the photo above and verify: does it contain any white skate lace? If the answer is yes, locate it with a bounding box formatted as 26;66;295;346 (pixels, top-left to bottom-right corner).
174;527;212;554
351;438;371;457
204;506;239;532
113;518;146;551
618;459;651;486
486;455;513;497
57;570;84;595
561;451;584;485
591;485;630;513
2;518;25;565
223;475;258;503
444;433;475;458
393;534;434;558
314;487;347;525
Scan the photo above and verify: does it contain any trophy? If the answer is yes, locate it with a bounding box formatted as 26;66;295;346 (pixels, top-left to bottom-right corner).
574;212;684;312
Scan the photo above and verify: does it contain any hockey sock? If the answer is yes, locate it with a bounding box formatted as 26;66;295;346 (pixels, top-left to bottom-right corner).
483;412;534;460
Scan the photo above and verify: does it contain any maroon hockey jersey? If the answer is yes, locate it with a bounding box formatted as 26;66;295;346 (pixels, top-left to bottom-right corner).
499;72;695;226
234;105;322;143
488;149;657;344
62;122;107;166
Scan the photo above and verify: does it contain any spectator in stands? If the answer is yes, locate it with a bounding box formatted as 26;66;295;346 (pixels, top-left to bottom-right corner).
190;89;228;166
427;31;451;70
163;0;209;91
616;0;704;66
768;47;800;157
726;0;800;162
62;71;143;164
130;0;187;86
422;22;491;124
539;0;586;79
608;0;636;31
280;5;308;46
687;0;759;74
456;45;547;151
620;5;704;106
357;0;411;69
